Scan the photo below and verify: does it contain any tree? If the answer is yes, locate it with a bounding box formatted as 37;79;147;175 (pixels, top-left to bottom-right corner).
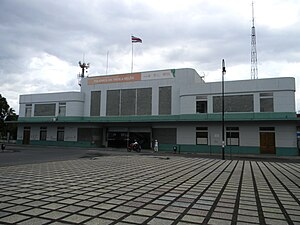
0;94;18;140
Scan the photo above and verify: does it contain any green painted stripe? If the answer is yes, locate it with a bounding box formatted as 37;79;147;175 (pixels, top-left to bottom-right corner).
16;140;299;156
21;140;97;148
276;147;299;156
157;144;298;156
17;112;298;123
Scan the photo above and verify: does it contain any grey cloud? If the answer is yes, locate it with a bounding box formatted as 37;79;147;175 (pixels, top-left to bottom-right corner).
0;0;299;111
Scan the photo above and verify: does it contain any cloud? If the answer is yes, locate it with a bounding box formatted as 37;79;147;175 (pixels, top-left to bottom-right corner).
0;0;300;112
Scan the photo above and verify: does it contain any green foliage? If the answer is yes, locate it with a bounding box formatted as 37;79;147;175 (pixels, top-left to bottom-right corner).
0;94;18;140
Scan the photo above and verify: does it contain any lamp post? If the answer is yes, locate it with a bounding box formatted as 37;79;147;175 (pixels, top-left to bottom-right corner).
222;59;226;160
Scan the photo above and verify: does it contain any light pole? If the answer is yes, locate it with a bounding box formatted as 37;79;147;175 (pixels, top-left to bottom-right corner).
222;59;226;160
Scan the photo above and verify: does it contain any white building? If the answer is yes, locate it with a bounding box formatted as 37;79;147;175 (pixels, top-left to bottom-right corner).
17;68;299;156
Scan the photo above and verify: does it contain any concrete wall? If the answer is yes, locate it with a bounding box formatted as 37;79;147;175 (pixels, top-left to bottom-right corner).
16;69;298;155
180;77;296;114
18;70;295;118
80;68;203;116
176;122;297;148
274;91;295;112
19;92;85;117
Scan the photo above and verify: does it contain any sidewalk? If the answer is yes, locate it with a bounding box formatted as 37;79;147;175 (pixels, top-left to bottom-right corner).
0;155;299;224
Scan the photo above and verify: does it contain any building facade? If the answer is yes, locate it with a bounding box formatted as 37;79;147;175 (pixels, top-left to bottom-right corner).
17;68;299;156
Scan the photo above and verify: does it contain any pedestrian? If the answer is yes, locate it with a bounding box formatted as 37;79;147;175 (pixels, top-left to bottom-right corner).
154;140;158;152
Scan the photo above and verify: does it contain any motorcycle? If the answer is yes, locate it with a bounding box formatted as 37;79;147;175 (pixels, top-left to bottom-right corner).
127;141;141;152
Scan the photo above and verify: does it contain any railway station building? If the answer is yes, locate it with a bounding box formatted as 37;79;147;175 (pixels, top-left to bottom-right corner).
16;68;299;156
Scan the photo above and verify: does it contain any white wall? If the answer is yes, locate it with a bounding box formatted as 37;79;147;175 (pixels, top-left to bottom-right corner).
179;77;296;114
19;92;85;117
65;126;77;141
177;126;195;144
81;68;200;116
274;91;295;112
276;123;297;147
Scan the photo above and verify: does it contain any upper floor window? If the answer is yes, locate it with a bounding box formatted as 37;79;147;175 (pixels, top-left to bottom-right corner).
260;93;274;112
196;96;207;113
90;91;101;116
213;95;254;113
34;104;56;117
25;104;32;117
59;103;66;116
159;86;172;115
106;88;152;116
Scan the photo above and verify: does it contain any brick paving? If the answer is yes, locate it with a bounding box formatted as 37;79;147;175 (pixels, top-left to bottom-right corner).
0;155;299;225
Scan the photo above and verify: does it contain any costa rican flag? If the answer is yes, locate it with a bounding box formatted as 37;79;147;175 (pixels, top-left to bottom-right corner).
131;35;142;43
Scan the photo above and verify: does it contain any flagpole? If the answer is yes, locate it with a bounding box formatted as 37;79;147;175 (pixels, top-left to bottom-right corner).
131;41;134;73
130;35;142;73
106;51;109;75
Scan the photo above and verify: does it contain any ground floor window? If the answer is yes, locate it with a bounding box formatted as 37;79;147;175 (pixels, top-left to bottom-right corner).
196;127;208;145
40;127;47;141
226;127;239;146
57;127;64;141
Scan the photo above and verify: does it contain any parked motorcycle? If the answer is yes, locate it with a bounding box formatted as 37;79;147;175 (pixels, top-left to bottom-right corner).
127;141;141;152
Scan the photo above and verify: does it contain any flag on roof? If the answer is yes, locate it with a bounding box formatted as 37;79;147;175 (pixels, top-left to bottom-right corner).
131;35;142;43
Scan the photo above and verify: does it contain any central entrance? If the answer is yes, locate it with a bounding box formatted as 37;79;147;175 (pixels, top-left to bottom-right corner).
107;127;151;149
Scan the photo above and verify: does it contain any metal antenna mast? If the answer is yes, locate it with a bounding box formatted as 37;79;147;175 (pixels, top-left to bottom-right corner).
251;1;258;79
78;58;90;78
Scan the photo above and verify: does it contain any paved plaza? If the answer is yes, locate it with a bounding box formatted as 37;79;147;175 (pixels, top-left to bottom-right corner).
0;154;299;225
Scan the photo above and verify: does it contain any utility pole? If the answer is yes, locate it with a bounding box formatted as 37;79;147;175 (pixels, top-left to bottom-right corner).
222;59;226;160
251;1;258;79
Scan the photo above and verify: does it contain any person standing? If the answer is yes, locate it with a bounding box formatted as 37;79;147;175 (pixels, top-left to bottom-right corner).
154;140;158;152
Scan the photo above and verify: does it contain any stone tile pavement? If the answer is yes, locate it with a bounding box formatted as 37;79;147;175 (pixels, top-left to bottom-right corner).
0;155;299;225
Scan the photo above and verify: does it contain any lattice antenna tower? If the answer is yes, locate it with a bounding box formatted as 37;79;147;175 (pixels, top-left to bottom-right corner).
251;1;258;79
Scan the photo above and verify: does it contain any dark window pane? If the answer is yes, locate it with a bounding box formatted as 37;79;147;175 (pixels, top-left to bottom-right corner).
159;86;172;115
152;128;176;144
137;88;152;115
34;104;56;116
121;89;136;115
196;127;208;131
58;103;66;116
106;90;120;116
260;93;273;97
77;128;101;142
196;101;207;113
40;127;47;141
90;91;101;116
260;98;274;112
196;132;208;145
226;127;239;131
259;127;275;131
226;132;239;146
57;127;64;141
213;95;254;113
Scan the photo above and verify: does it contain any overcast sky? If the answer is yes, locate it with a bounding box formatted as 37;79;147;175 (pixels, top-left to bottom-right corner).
1;0;300;113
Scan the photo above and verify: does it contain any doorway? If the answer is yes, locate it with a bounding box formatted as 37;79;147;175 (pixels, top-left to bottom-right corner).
129;132;151;149
260;132;276;154
107;132;128;148
23;127;31;145
107;131;151;149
